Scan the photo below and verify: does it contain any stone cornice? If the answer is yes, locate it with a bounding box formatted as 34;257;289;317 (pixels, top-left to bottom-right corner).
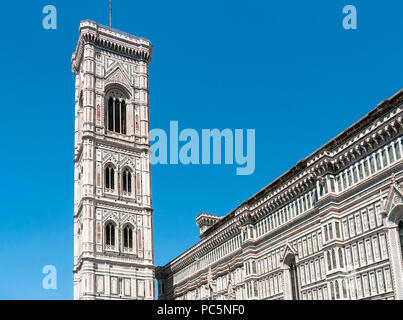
72;20;152;74
73;134;150;164
74;196;152;219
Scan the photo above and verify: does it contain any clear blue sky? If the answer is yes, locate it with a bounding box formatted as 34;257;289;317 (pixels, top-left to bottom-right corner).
0;0;402;300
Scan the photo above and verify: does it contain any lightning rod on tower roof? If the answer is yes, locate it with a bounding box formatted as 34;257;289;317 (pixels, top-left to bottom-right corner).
109;0;112;29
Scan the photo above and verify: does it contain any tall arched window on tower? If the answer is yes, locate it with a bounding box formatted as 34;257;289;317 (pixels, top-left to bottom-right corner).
122;168;132;195
106;93;127;134
105;222;115;248
105;165;115;191
123;225;133;251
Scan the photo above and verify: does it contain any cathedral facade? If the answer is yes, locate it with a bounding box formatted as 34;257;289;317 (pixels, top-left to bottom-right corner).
72;20;154;300
156;90;403;300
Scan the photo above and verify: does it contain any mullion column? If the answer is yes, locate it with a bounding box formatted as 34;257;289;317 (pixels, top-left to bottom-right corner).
113;97;116;132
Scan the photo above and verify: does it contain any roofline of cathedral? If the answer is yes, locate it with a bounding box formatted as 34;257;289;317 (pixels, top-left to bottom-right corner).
201;88;403;237
157;88;403;275
71;20;153;73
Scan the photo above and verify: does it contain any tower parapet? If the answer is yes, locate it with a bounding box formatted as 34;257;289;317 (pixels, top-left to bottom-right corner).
196;213;221;237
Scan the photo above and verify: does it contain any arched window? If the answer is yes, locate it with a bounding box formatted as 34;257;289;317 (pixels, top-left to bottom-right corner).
330;282;335;300
105;222;115;247
284;253;299;300
122;169;132;194
123;225;133;250
289;257;299;300
105;165;115;191
332;249;337;269
335;281;340;299
327;251;332;271
342;280;348;298
106;93;127;134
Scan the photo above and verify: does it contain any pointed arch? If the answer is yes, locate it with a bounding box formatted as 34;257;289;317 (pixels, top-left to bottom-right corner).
282;251;299;300
105;84;130;135
104;163;116;191
122;223;134;251
105;220;116;248
122;166;133;195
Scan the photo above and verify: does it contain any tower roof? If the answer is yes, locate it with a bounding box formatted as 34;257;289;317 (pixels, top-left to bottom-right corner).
72;20;153;73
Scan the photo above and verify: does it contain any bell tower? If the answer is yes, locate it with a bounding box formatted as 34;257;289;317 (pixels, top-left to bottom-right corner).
71;20;154;300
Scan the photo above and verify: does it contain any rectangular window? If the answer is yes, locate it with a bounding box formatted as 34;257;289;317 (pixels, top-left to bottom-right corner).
353;167;358;183
329;223;334;239
308;237;312;255
388;146;395;164
362;210;369;231
347;170;352;187
349;217;356;237
324;226;329;242
395;142;401;160
369;156;375;174
358;163;364;180
343;220;349;239
364;160;369;177
375;204;383;227
382;149;388;167
330;177;335;192
303;239;307;256
335;221;341;238
327;252;332;271
342;173;347;190
337;176;342;192
375;153;381;170
355;214;362;234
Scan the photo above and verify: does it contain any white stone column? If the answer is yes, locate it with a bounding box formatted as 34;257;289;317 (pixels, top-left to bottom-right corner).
386;219;403;299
